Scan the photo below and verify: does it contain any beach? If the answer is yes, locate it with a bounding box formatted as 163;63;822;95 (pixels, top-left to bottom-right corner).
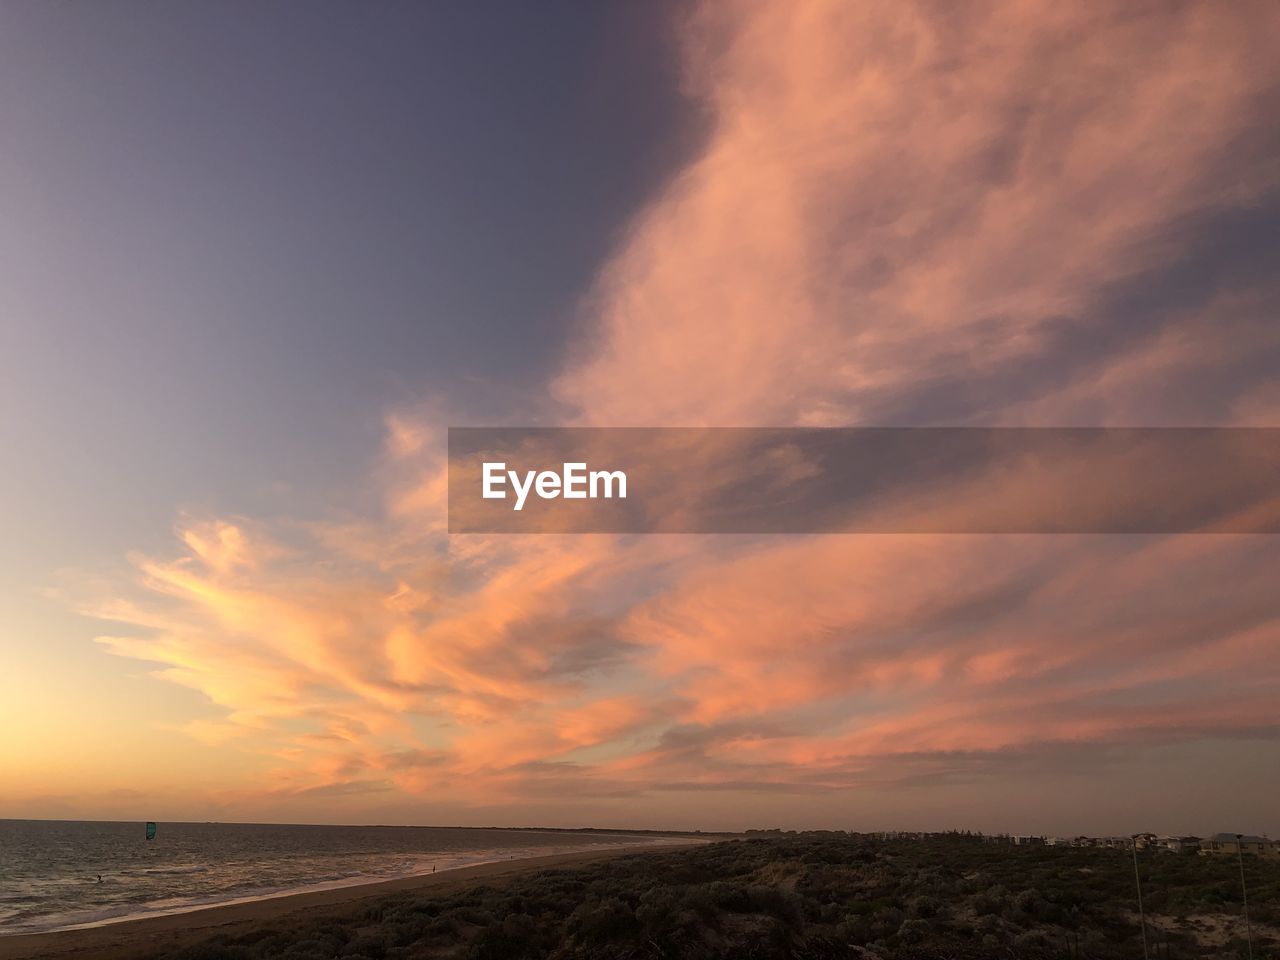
0;842;701;960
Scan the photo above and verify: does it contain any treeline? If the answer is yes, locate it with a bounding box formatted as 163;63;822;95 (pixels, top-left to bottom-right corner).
160;833;1279;960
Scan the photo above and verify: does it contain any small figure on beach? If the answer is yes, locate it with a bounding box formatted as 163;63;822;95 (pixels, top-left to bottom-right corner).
432;865;436;873
96;875;102;883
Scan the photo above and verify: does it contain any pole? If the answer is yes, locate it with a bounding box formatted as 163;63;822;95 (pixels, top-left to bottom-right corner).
1236;835;1253;960
1133;837;1150;960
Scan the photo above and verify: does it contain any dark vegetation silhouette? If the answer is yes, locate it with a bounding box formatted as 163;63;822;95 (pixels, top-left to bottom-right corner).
157;833;1280;960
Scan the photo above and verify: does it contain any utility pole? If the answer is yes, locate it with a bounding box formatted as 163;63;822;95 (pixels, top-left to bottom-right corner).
1236;835;1253;960
1132;836;1150;960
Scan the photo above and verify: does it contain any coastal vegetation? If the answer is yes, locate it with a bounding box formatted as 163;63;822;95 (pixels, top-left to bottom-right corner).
159;833;1279;960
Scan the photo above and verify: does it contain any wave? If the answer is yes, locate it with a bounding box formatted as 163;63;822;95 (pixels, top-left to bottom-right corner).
0;833;685;937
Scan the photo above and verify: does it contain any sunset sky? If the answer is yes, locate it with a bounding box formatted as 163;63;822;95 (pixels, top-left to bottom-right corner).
2;0;1278;835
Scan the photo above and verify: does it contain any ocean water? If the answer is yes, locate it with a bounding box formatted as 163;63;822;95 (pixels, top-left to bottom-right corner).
0;820;676;935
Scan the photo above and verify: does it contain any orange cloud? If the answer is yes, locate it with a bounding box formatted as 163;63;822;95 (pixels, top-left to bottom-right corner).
78;0;1280;824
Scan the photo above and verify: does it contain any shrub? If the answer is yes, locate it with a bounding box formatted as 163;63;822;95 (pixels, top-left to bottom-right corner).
567;897;637;945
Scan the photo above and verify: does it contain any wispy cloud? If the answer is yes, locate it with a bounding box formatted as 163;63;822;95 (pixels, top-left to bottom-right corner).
69;0;1280;825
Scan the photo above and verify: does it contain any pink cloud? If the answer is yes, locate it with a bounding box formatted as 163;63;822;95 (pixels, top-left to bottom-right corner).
76;0;1280;825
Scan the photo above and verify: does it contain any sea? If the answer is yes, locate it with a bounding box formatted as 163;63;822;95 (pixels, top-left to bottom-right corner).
0;820;682;935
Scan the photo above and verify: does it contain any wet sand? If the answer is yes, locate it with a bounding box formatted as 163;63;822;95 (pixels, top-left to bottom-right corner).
0;842;702;960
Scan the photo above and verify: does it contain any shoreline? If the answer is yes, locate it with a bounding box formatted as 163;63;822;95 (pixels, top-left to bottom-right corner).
0;841;704;960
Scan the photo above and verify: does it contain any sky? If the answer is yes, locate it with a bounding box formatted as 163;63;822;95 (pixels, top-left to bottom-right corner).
1;0;1278;835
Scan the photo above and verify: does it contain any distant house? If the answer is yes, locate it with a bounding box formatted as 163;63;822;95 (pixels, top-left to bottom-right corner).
1155;836;1201;854
1199;834;1279;859
1133;833;1158;850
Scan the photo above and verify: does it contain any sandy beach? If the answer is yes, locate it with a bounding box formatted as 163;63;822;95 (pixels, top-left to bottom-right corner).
0;842;702;960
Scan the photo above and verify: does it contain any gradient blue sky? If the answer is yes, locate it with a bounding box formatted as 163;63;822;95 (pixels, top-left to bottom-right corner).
1;1;692;564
